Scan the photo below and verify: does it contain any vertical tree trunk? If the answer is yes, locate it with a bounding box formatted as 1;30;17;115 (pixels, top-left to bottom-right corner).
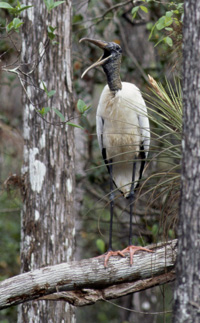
18;1;75;322
173;1;200;322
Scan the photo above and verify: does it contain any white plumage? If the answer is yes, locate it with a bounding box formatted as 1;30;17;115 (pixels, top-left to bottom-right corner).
80;37;152;267
96;82;150;197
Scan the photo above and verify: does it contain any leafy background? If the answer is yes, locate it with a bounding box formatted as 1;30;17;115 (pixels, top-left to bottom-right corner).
0;0;183;322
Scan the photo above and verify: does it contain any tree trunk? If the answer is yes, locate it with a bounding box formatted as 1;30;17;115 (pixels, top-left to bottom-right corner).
173;1;200;322
18;1;75;322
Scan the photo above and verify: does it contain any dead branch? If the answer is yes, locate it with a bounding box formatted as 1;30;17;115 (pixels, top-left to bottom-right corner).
0;240;177;310
40;271;175;306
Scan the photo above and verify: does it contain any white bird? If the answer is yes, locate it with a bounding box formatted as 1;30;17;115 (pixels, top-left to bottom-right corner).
80;38;153;267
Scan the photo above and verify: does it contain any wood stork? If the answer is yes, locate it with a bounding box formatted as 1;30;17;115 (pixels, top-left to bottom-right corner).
80;38;153;267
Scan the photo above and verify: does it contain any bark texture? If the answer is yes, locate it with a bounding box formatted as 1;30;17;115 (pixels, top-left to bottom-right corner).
0;240;176;309
19;1;75;322
173;1;200;322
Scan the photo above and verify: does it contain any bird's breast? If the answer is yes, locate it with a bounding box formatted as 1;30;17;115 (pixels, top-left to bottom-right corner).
96;83;150;196
98;94;141;159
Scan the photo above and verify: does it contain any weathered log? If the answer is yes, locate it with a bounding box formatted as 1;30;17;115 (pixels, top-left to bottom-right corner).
40;271;175;306
0;240;177;310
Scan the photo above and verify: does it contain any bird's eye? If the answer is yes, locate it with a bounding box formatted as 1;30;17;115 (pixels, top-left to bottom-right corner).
116;46;122;53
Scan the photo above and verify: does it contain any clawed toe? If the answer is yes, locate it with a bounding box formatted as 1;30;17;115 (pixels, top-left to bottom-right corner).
97;250;125;267
121;245;154;265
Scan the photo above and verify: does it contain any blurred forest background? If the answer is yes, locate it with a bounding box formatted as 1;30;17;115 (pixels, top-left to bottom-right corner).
0;0;183;322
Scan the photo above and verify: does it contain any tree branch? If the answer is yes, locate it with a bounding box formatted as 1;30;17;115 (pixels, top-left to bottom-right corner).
39;271;175;306
0;240;177;310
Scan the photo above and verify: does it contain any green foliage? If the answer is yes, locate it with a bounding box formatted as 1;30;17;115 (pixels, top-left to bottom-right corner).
66;122;84;130
96;238;106;253
39;107;51;116
9;2;33;15
0;1;32;14
47;25;58;44
0;2;13;9
40;83;78;123
0;1;182;321
131;4;148;19
144;75;182;234
140;5;148;13
39;105;84;129
48;25;56;39
39;106;65;121
52;107;65;121
39;90;88;128
1;0;65;35
151;223;159;237
148;8;182;47
77;99;91;115
0;1;33;33
43;0;65;12
147;75;182;134
132;1;183;48
42;81;56;98
73;13;83;24
6;17;23;33
131;6;141;19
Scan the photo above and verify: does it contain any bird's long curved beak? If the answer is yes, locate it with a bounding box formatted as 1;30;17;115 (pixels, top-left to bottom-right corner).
80;38;108;49
79;38;112;78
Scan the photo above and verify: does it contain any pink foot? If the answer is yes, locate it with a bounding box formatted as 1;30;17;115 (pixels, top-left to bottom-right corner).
121;245;154;265
97;250;125;268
